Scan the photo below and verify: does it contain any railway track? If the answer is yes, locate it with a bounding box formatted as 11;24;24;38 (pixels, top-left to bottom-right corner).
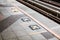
34;0;60;11
13;1;60;39
17;0;60;24
25;0;60;17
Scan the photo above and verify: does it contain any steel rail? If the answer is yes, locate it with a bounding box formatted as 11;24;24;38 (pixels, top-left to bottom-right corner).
40;0;60;7
24;0;60;17
34;0;60;11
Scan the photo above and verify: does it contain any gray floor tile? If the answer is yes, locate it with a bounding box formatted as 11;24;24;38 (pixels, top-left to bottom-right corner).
14;30;28;37
0;34;2;40
49;37;58;40
52;26;60;36
41;32;54;39
31;34;47;40
18;35;32;40
0;14;4;21
1;27;17;40
5;38;18;40
0;15;21;32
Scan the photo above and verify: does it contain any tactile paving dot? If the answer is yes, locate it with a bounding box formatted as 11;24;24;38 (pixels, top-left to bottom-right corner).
29;25;40;30
41;32;54;39
21;18;31;22
11;7;19;12
10;7;23;15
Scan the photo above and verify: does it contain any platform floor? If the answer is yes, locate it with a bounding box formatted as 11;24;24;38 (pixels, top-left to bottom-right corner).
0;0;60;40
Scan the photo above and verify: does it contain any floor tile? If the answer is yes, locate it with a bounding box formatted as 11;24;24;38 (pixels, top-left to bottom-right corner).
1;27;16;40
18;35;32;40
5;38;18;40
0;34;2;40
0;15;21;32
